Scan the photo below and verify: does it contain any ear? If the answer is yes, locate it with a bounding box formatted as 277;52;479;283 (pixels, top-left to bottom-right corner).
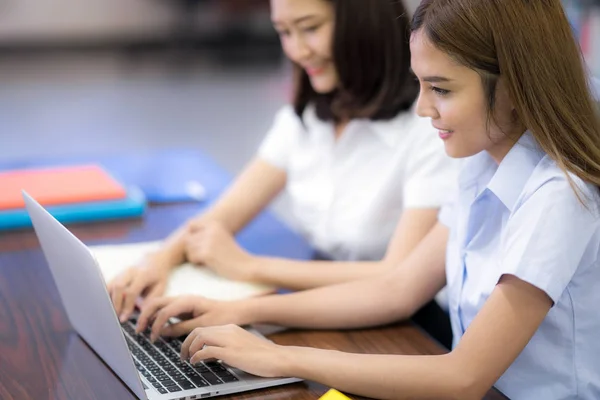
495;78;515;111
494;77;521;125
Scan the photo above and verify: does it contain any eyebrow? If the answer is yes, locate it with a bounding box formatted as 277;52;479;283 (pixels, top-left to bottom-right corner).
422;76;452;83
272;15;319;26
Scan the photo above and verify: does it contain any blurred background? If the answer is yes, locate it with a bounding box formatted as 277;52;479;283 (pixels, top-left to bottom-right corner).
0;0;598;176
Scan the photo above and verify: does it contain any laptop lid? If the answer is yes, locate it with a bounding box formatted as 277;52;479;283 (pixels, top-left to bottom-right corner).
23;191;147;399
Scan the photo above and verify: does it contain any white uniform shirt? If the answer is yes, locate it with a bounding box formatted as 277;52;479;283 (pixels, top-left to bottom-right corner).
258;105;457;261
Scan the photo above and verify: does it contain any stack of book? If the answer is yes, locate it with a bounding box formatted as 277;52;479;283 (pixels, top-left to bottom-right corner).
0;164;146;231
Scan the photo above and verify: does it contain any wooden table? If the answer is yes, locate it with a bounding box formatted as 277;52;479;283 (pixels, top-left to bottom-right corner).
0;207;508;400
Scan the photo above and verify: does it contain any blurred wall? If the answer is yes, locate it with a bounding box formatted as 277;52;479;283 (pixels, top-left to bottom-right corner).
0;0;419;45
0;0;173;43
405;0;421;15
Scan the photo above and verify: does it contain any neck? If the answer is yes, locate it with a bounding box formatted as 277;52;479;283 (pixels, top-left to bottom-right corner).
334;120;349;140
487;128;527;164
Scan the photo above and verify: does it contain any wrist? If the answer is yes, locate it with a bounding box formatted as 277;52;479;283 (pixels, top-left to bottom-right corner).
276;345;305;378
242;255;264;282
146;249;178;272
235;297;265;326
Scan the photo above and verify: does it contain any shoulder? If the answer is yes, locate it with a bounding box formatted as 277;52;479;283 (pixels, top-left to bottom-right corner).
518;156;600;216
271;105;303;128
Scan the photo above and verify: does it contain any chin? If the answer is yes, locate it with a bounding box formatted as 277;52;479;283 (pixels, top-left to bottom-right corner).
443;143;477;159
309;77;337;94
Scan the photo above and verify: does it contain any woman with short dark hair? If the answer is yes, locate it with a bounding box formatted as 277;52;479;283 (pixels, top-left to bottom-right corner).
109;0;456;337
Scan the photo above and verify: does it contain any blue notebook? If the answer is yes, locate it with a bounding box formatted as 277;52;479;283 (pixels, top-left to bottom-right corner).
0;187;147;231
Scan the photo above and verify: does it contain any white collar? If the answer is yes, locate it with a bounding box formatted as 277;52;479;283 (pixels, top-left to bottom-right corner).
302;104;412;148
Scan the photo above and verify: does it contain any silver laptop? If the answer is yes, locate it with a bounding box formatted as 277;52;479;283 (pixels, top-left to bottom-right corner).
23;192;301;399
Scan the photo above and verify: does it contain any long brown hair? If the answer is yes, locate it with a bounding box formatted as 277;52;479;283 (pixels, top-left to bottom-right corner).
293;0;418;122
412;0;600;197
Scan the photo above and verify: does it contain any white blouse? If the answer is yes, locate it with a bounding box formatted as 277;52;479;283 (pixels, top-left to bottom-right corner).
258;105;457;261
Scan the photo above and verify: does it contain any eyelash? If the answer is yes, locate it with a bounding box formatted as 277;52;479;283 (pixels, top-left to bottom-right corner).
276;25;320;37
430;86;450;96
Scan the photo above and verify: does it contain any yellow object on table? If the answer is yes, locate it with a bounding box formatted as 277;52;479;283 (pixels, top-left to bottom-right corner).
319;389;353;400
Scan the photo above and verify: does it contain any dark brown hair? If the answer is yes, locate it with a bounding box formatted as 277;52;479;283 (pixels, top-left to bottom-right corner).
412;0;600;196
292;0;418;122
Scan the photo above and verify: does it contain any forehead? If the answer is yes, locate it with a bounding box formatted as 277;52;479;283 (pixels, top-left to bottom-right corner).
270;0;332;22
409;30;465;78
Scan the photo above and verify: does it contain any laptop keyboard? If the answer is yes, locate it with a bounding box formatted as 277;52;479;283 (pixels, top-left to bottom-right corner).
121;320;239;395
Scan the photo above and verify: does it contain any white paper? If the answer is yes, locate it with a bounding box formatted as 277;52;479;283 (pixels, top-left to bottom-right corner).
90;241;275;301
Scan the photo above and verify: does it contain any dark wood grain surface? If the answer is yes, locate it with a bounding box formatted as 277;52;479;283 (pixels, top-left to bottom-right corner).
0;206;508;400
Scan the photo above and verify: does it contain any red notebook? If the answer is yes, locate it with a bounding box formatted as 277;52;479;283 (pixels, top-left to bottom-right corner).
0;165;127;210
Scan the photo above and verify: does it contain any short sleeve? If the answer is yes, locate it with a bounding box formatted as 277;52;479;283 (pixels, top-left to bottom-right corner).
256;106;303;170
403;116;459;208
438;195;458;228
500;177;600;303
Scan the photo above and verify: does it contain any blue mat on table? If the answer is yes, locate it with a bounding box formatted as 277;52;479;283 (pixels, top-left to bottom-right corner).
0;149;314;260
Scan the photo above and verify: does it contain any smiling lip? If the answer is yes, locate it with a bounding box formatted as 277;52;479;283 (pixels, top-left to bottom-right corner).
305;66;325;76
434;127;454;140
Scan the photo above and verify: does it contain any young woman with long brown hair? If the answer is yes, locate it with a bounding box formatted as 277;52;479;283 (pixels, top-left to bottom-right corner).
135;1;600;398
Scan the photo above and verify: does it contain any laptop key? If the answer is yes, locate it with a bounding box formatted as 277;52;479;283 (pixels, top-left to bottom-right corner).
174;361;188;370
209;364;227;372
151;382;162;389
193;364;210;373
220;374;239;383
180;381;196;390
157;387;168;394
169;341;182;352
214;369;236;379
188;375;210;387
163;380;178;387
200;371;222;385
168;386;183;393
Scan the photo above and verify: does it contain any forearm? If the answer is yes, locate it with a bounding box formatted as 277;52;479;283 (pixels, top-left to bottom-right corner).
242;274;409;329
148;209;235;271
154;202;249;268
244;208;441;290
242;224;449;330
281;348;471;400
151;225;188;269
195;159;286;234
250;257;394;290
157;159;286;268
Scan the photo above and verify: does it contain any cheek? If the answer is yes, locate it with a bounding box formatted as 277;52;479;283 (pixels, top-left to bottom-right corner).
280;38;294;60
436;100;465;127
442;96;487;131
280;35;309;65
316;26;334;60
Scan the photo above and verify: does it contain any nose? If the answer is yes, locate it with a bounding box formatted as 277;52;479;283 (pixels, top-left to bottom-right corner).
415;90;439;119
285;33;312;63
